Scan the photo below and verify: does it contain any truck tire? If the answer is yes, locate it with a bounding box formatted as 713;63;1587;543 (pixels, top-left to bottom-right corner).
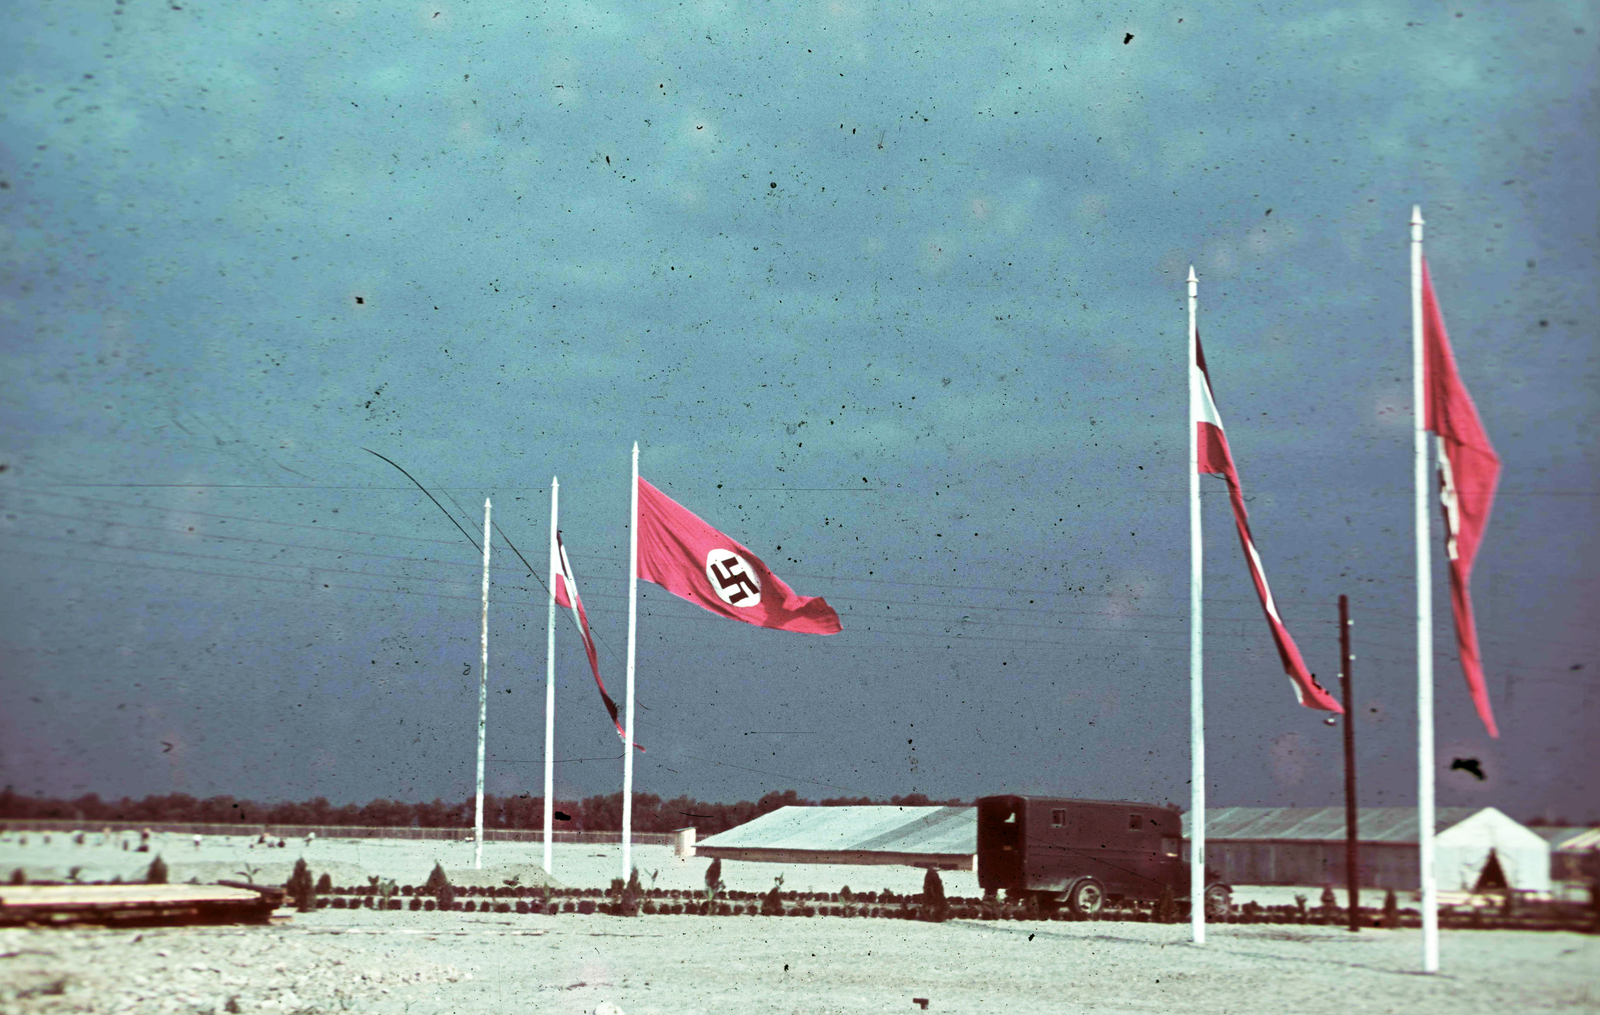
1204;884;1232;919
1066;878;1105;918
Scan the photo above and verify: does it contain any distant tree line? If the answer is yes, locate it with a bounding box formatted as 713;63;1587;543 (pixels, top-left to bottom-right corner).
0;787;968;837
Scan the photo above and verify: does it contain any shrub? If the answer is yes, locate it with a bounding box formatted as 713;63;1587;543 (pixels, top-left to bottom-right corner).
618;867;643;917
410;897;422;911
424;863;450;895
1382;889;1400;929
463;901;476;913
577;900;596;915
145;855;168;885
704;858;724;903
424;900;436;911
761;884;785;917
315;873;332;894
437;880;456;911
333;897;347;909
920;869;948;923
316;898;329;909
390;899;402;910
7;869;24;886
1155;886;1178;924
287;858;314;912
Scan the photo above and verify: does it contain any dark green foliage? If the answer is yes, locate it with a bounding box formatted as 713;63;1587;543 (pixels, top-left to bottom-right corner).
704;858;724;902
1156;885;1179;924
315;873;332;894
437;881;456;911
287;858;314;912
7;868;23;885
618;867;643;917
920;868;948;923
424;862;450;895
145;855;168;885
410;897;422;911
1320;884;1338;909
761;884;785;916
1382;889;1400;929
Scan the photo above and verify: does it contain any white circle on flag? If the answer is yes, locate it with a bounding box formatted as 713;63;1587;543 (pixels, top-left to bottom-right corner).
705;549;761;607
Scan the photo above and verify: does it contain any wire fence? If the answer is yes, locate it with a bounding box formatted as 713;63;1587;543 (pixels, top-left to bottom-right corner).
0;818;679;846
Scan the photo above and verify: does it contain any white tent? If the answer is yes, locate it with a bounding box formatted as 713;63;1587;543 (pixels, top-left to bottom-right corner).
1435;807;1550;893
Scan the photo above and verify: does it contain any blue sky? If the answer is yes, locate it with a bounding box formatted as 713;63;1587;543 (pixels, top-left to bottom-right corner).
2;0;1596;821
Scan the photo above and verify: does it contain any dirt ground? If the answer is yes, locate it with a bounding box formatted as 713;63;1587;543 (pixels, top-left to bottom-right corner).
3;835;1596;1014
2;907;1596;1015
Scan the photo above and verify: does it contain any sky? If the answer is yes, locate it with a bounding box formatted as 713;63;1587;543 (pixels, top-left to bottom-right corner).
2;0;1596;824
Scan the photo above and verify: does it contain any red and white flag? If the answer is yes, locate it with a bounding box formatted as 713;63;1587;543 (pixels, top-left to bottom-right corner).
554;530;640;750
636;478;842;635
1194;332;1342;713
1423;258;1501;738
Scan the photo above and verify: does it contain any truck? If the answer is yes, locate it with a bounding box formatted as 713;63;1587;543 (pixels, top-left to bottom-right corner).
976;794;1231;918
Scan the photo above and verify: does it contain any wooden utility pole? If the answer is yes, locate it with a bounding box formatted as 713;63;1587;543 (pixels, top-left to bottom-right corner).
1340;594;1359;932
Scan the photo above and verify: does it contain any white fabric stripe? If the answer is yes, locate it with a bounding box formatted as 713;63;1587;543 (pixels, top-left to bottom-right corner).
557;540;591;647
1242;536;1284;624
1437;435;1461;561
1192;362;1226;429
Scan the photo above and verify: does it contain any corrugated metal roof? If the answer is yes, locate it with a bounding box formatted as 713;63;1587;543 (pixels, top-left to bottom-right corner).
1543;827;1600;852
1530;826;1596;847
1180;807;1481;843
697;806;976;855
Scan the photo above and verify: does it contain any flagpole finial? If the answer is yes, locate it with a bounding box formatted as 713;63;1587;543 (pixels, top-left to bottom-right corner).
1411;205;1423;225
1187;264;1197;283
1187;265;1197;299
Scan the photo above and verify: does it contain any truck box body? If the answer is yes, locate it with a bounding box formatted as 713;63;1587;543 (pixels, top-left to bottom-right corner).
977;795;1195;903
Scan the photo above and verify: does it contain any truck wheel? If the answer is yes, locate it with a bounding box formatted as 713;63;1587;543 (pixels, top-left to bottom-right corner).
1204;884;1232;919
1067;878;1105;917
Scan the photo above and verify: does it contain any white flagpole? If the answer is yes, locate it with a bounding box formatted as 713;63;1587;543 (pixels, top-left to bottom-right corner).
1412;205;1439;973
1188;265;1206;946
622;442;639;881
543;478;558;876
475;497;492;870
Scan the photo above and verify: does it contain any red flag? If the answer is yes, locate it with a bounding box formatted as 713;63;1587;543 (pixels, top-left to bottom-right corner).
636;478;842;635
1194;332;1342;713
554;530;641;750
1423;258;1502;738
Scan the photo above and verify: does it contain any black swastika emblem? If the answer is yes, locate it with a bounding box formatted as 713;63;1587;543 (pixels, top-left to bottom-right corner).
705;549;761;607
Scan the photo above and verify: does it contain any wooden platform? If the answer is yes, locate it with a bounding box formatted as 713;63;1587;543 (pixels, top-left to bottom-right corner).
0;883;284;927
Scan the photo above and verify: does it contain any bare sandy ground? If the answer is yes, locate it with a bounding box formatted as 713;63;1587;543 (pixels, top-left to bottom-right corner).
2;907;1596;1015
4;835;1595;1013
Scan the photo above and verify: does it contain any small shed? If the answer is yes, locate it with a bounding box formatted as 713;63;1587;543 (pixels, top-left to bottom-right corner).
695;805;976;870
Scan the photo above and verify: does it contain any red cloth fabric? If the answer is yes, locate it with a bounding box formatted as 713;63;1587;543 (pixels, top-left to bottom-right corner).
636;478;842;635
1423;258;1502;738
554;531;640;750
1194;332;1342;713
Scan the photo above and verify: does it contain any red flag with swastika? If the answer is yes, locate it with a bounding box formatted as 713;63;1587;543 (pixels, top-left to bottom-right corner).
636;478;842;635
